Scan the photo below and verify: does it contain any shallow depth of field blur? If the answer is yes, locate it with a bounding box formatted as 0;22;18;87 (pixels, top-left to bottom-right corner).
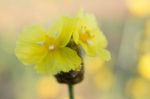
0;0;150;99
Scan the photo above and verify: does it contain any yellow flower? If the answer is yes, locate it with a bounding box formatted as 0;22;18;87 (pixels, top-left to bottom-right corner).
73;11;111;61
36;76;60;98
93;66;115;91
15;17;81;75
126;0;150;17
138;53;150;80
126;78;150;99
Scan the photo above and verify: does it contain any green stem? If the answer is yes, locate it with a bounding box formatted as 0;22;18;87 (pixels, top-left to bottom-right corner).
68;84;74;99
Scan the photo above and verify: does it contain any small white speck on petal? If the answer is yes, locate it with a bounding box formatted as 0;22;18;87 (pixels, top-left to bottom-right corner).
48;45;55;50
81;26;86;34
87;40;93;45
37;41;44;46
54;32;59;38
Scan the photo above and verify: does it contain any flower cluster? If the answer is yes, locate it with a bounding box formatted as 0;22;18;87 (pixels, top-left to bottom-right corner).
15;11;111;75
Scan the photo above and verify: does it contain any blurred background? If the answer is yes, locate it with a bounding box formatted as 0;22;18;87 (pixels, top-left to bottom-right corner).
0;0;150;99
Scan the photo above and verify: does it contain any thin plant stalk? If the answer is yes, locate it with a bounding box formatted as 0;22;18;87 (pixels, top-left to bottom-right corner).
68;84;74;99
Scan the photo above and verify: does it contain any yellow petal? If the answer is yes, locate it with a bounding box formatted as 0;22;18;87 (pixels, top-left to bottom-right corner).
16;45;47;65
15;25;47;65
80;41;96;56
35;47;81;75
83;13;108;48
17;25;47;43
80;40;111;61
97;49;111;61
49;16;74;47
72;17;81;44
92;29;108;48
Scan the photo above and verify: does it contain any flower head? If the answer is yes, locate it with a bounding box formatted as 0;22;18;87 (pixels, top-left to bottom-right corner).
15;17;81;75
73;11;111;61
15;10;111;77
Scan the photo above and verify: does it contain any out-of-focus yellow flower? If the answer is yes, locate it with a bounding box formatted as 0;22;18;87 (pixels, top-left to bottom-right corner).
73;10;111;61
126;0;150;17
138;53;150;80
126;78;150;99
84;56;104;75
93;67;115;91
36;76;60;98
15;17;81;75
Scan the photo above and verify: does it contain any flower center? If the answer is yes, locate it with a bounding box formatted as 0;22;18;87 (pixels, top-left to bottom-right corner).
36;35;57;51
48;45;55;50
80;33;91;43
79;26;94;45
37;41;44;46
54;32;59;38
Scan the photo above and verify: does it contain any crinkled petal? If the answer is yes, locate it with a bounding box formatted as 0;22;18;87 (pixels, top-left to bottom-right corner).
35;47;81;75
